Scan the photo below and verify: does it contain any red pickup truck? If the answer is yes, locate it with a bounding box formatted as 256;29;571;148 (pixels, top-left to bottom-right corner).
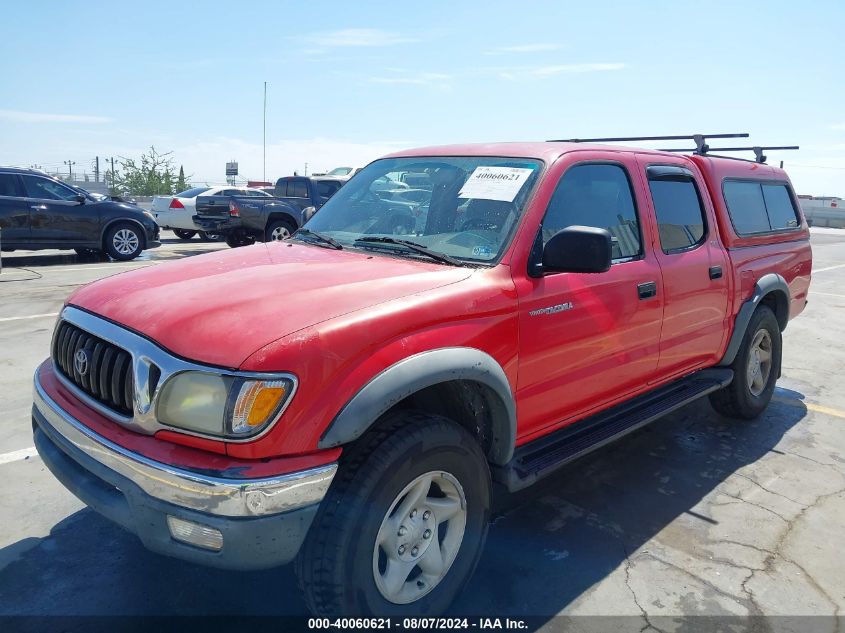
32;139;811;616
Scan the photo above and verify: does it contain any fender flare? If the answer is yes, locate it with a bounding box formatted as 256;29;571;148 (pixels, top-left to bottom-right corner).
265;202;303;229
318;347;517;464
718;273;790;367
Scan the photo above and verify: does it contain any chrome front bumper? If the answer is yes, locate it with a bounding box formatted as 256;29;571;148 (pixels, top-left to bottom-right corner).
33;371;337;518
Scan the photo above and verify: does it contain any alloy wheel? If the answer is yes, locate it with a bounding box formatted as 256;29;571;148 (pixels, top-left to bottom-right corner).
270;226;291;241
112;228;140;255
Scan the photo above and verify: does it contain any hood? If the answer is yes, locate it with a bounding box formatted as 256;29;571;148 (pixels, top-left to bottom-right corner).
67;242;473;368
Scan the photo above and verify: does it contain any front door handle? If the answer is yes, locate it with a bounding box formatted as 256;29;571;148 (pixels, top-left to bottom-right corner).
709;266;723;280
637;281;657;300
30;204;47;210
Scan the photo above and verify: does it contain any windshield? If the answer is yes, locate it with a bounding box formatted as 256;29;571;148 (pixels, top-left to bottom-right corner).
303;156;542;264
175;187;210;198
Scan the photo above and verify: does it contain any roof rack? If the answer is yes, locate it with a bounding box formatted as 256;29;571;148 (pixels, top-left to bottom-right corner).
548;133;748;154
658;145;799;164
546;133;798;163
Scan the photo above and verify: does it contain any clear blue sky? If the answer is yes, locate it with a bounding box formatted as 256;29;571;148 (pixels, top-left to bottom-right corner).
1;0;844;195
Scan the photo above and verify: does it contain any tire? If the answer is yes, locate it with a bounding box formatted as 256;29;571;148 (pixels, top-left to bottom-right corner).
709;304;781;419
265;218;296;242
296;411;491;616
74;248;103;260
225;232;255;248
103;222;144;261
173;229;197;240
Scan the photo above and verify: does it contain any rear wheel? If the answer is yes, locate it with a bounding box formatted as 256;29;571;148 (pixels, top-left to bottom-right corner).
173;229;196;240
296;411;491;616
710;305;781;419
198;231;222;241
104;223;144;261
265;218;296;242
225;232;256;248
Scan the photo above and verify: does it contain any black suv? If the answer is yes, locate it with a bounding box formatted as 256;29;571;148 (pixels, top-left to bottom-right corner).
0;167;159;261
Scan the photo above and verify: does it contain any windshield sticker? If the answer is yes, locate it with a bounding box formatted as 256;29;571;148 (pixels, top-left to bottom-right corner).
472;245;494;258
458;166;534;202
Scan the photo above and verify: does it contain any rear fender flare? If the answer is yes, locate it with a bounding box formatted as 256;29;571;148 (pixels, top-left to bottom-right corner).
719;273;790;366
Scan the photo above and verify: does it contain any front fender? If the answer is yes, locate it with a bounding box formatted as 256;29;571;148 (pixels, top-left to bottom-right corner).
318;347;517;464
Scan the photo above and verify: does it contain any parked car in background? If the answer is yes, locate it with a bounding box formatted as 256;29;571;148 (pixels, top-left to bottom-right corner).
73;187;138;206
151;186;271;240
325;166;361;180
0;167;159;260
272;176;345;213
193;190;305;247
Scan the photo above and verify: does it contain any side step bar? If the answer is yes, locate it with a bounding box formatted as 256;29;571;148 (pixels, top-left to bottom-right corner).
493;368;734;492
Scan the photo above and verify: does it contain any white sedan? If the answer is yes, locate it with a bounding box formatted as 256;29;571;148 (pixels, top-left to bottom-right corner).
151;186;270;240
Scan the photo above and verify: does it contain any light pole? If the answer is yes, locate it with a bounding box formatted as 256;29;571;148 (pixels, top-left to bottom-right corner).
64;160;76;181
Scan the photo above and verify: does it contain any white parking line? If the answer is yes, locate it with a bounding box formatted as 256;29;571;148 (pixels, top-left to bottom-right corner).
0;312;58;323
813;262;845;273
0;447;38;465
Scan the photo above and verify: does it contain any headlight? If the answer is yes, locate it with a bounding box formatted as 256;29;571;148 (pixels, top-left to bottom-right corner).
156;372;295;439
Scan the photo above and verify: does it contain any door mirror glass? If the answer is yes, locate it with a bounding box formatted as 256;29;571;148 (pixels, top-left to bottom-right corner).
542;226;612;274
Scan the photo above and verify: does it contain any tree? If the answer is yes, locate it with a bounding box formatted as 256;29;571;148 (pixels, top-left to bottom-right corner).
111;146;188;196
175;165;188;192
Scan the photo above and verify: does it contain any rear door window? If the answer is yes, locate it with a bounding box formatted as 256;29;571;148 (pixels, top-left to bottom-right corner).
316;181;341;198
762;184;800;229
541;163;641;260
0;173;21;197
289;180;309;198
647;167;706;252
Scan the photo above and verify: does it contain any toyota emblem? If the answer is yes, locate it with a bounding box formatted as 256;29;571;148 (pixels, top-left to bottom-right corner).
74;349;90;376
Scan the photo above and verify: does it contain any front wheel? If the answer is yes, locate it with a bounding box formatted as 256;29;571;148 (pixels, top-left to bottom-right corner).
104;223;144;261
710;304;781;419
173;229;197;240
296;411;491;616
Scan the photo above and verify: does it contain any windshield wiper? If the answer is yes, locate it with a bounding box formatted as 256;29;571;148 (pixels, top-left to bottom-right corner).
294;228;343;250
353;236;463;266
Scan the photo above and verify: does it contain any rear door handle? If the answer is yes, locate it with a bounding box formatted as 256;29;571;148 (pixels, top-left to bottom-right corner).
709;266;723;280
637;281;657;300
30;204;47;210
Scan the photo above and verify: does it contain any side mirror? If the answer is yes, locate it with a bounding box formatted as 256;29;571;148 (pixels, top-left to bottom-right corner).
542;226;612;274
74;194;86;205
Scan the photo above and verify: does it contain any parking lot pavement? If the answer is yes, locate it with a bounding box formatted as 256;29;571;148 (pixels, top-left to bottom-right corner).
0;229;843;623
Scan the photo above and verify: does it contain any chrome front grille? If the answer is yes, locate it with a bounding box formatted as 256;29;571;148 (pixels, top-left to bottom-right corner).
52;320;134;416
